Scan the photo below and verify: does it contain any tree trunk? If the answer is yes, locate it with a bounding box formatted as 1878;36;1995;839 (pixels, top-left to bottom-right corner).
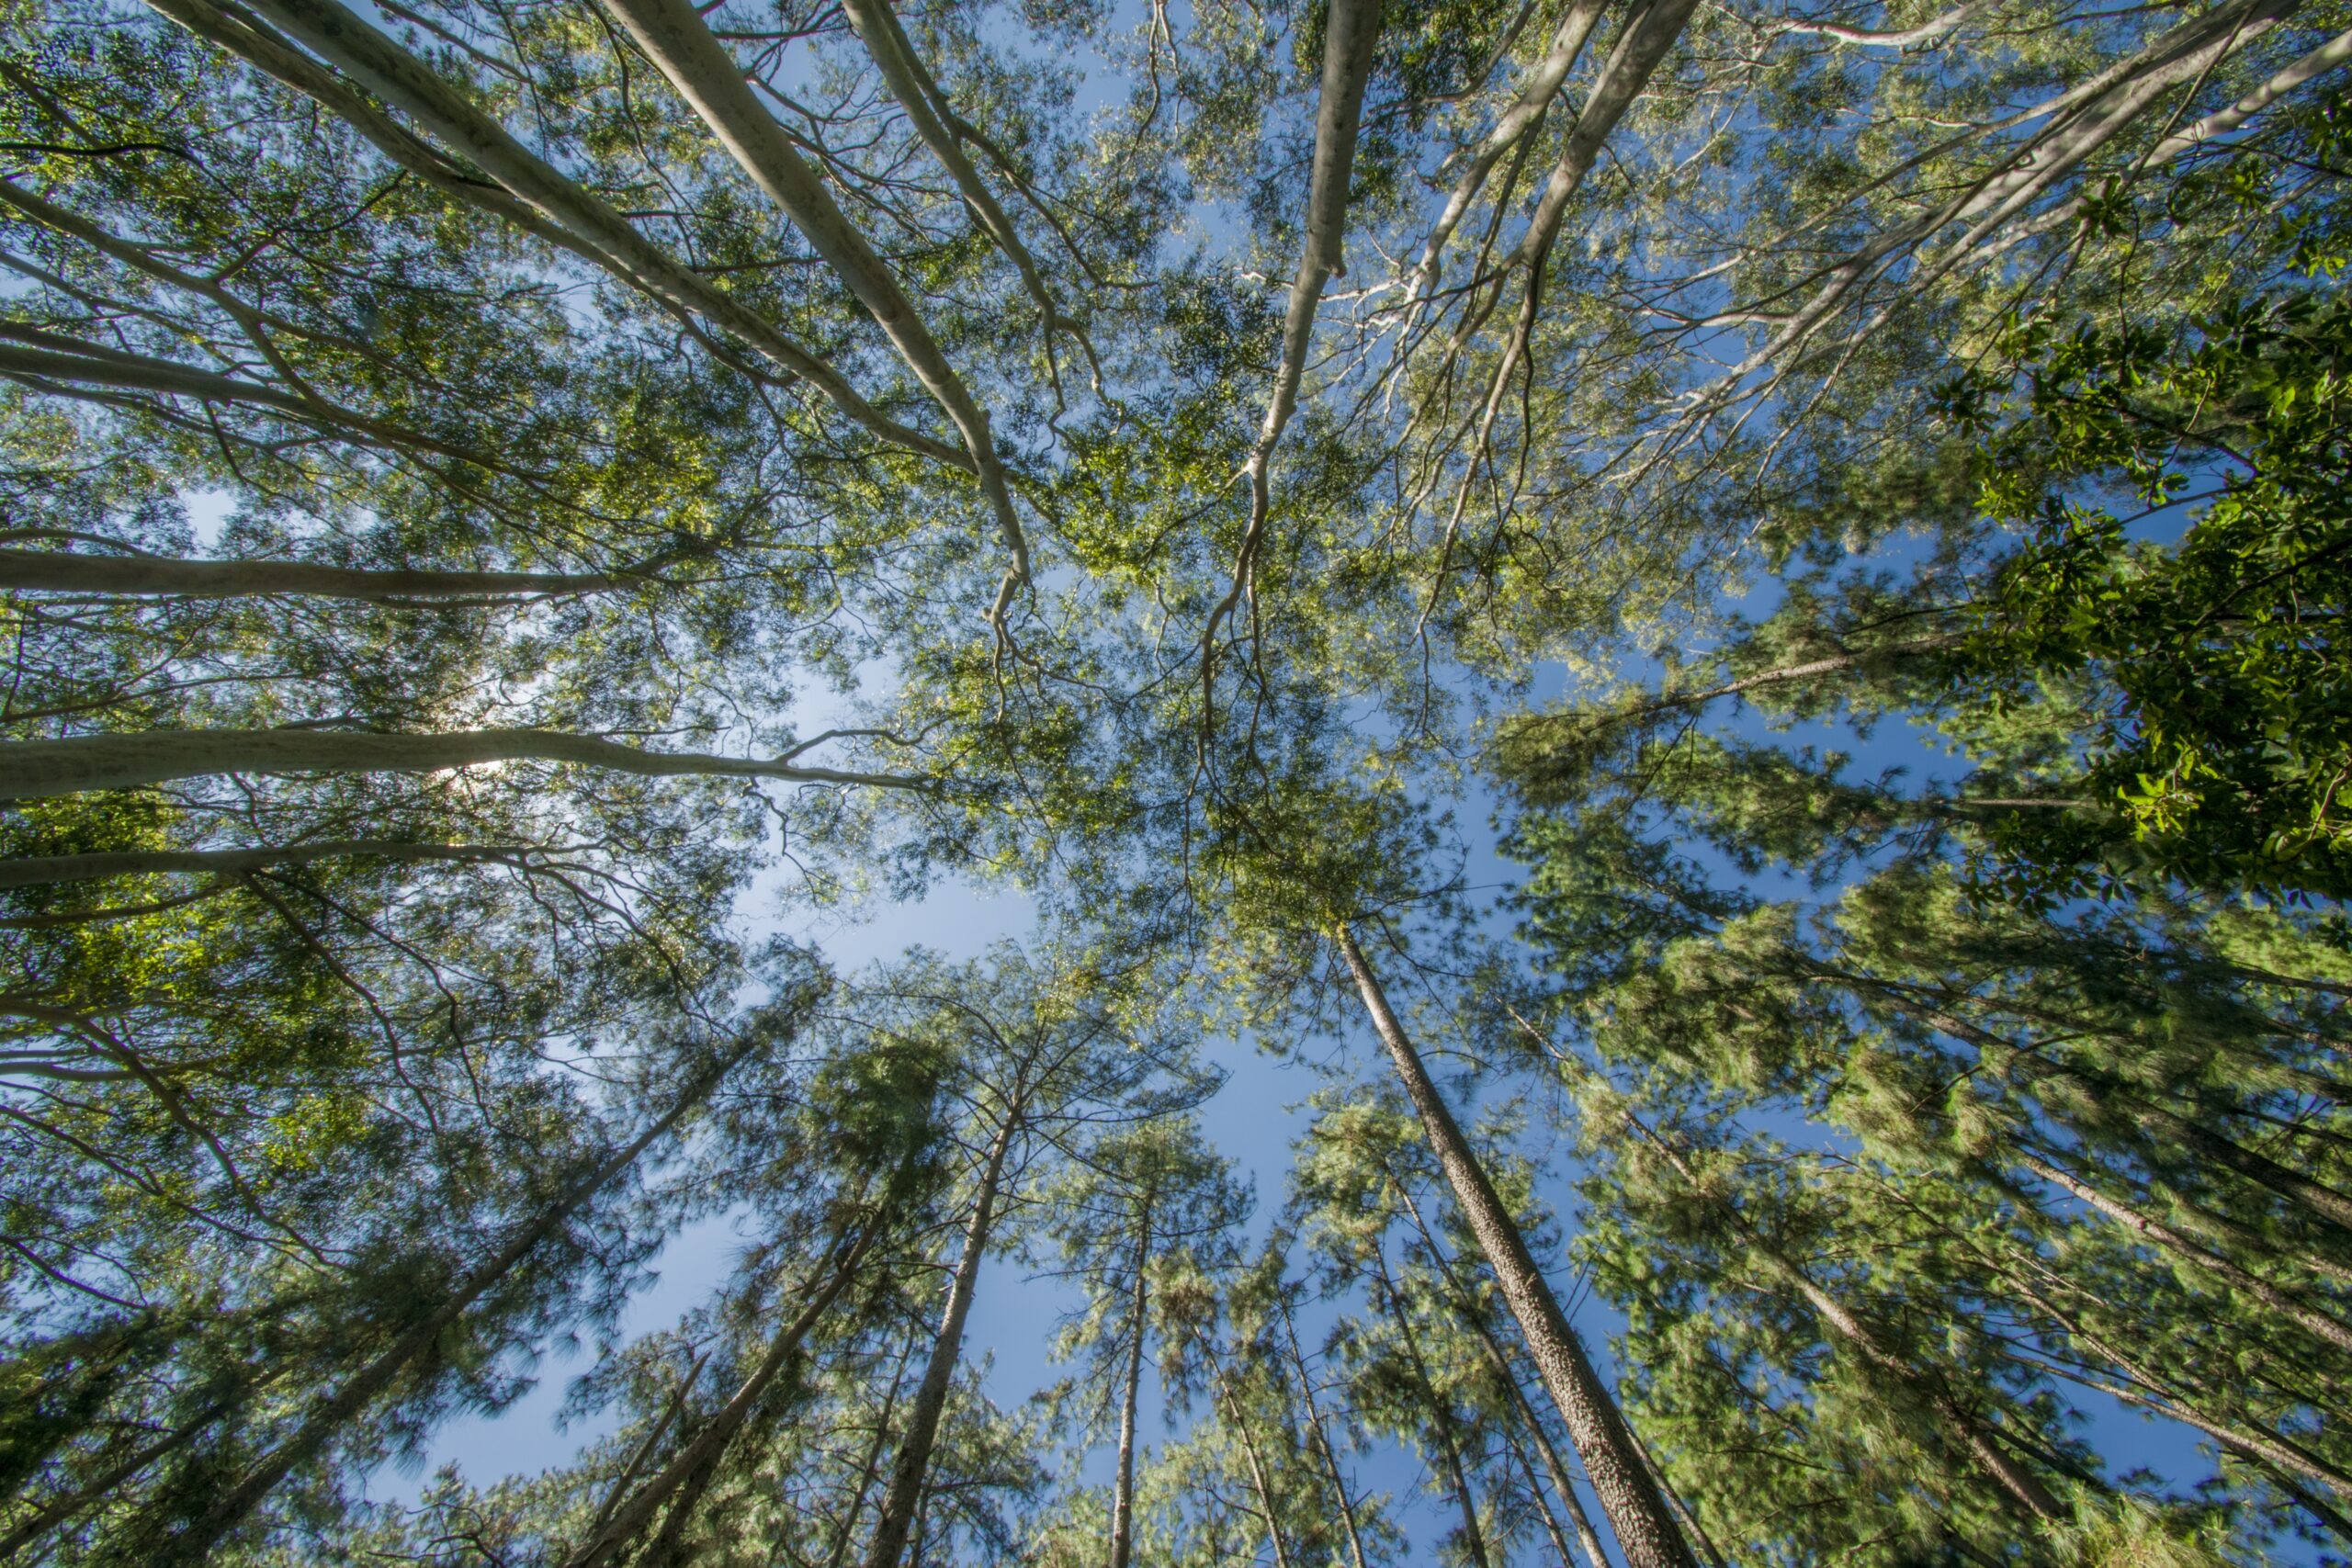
0;547;633;601
1336;923;1698;1568
832;0;1072;340
828;1337;920;1568
0;840;537;890
0;326;500;471
1277;1293;1372;1568
858;1109;1017;1568
1109;1200;1151;1568
569;1217;879;1568
1195;1328;1297;1568
150;1031;765;1563
0;727;923;801
1394;1182;1613;1568
591;0;1029;597
2015;1147;2352;1361
1376;1248;1491;1568
0;1402;230;1559
161;0;956;468
1201;0;1382;679
1928;1007;2352;1246
1504;1416;1586;1568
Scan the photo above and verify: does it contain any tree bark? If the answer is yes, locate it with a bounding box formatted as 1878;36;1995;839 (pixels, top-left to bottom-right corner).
1109;1200;1151;1568
832;0;1075;345
568;1218;879;1568
157;0;959;468
1394;1181;1615;1568
150;1030;766;1563
1336;922;1698;1568
1376;1248;1491;1568
0;840;542;890
1200;0;1383;693
0;728;924;800
1277;1293;1373;1568
591;0;1030;604
0;329;499;471
2016;1147;2352;1361
1410;0;1607;297
858;1108;1017;1568
1926;1007;2352;1247
0;547;634;602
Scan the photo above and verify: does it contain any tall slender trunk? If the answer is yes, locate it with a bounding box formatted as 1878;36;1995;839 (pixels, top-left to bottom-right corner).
569;1216;880;1568
1375;1248;1491;1568
1109;1199;1151;1568
1928;1007;2352;1245
0;1403;231;1559
1200;0;1382;688
1595;1095;2064;1521
592;0;1030;604
154;0;956;468
2016;1147;2352;1362
0;547;633;601
0;840;537;890
1503;1416;1585;1568
1336;923;1698;1568
858;1109;1017;1568
828;1337;921;1568
0;728;922;801
1194;1327;1297;1568
147;1033;763;1564
1276;1293;1372;1568
1393;1182;1612;1568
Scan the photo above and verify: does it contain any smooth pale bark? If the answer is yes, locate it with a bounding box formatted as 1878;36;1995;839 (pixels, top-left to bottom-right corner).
0;728;925;800
1776;0;1989;46
1410;0;1607;297
1415;0;1698;592
1277;1294;1373;1568
151;1034;763;1563
833;0;1076;348
858;1111;1016;1568
1108;1201;1150;1568
1510;0;1701;278
574;1223;877;1568
0;330;497;470
1510;631;1965;750
1201;0;1384;694
0;548;634;602
155;0;957;468
2154;24;2352;157
1336;924;1698;1568
591;0;1030;616
1713;0;2300;399
0;840;541;890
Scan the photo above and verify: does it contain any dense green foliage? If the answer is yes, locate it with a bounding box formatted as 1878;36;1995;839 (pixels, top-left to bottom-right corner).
2;0;2349;1562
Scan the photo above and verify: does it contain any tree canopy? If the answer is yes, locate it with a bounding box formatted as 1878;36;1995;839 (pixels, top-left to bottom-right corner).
4;0;2350;1562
